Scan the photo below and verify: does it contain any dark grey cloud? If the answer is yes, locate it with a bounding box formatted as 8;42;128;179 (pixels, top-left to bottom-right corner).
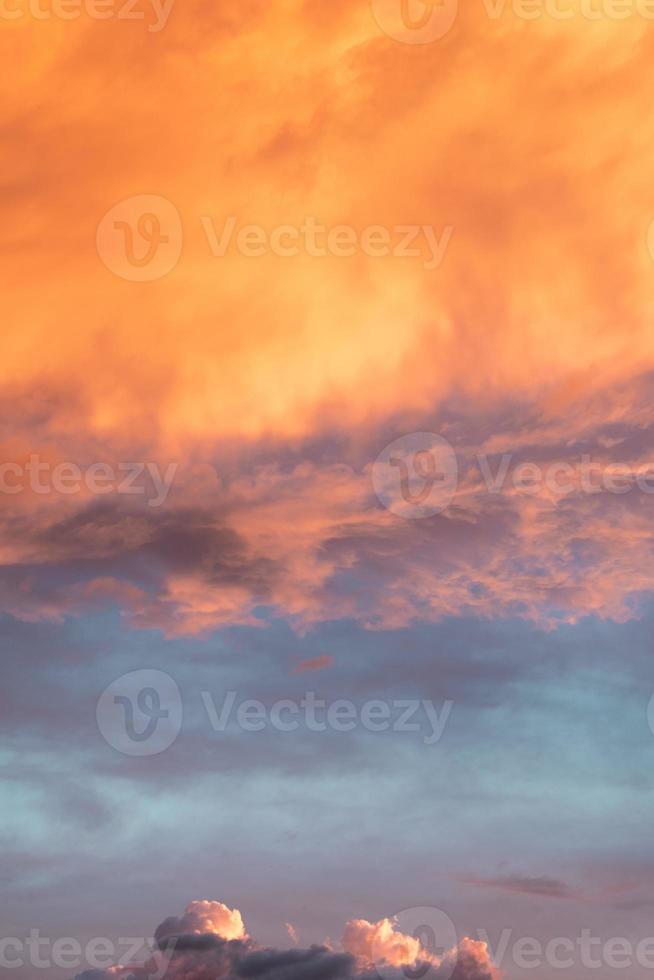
457;874;581;900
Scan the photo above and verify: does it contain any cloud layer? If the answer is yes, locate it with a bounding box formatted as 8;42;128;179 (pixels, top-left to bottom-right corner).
73;900;500;980
3;0;654;637
6;0;654;443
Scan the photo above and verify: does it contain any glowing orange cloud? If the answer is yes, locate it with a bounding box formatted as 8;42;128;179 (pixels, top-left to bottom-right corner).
3;0;654;638
342;917;425;967
3;0;654;450
155;899;248;942
78;900;502;980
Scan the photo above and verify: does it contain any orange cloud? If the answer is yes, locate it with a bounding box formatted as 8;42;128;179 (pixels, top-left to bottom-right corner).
4;0;654;638
4;0;654;452
74;900;501;980
3;424;654;636
155;899;248;943
342;917;501;979
342;917;425;967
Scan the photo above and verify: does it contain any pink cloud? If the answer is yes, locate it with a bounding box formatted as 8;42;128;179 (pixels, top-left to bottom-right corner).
72;900;501;980
293;655;334;674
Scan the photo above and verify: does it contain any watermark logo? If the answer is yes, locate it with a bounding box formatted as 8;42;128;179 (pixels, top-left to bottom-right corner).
96;195;182;282
202;692;453;745
647;693;654;739
372;0;654;40
372;433;459;519
96;683;453;755
0;456;177;506
373;909;654;975
97;205;453;276
0;0;175;29
371;0;458;43
374;433;654;518
373;907;458;980
201;216;453;269
0;932;174;976
96;669;183;756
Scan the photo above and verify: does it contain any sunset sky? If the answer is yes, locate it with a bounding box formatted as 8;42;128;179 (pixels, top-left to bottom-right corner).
3;0;654;978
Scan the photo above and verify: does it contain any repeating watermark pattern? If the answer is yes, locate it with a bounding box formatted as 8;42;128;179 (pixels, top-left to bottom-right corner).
373;432;654;518
97;196;454;282
374;906;458;980
0;456;177;505
96;672;454;756
371;0;459;43
6;916;654;974
482;0;654;18
201;691;453;745
97;196;183;281
372;0;654;43
377;907;654;978
0;0;175;29
478;927;654;971
647;693;654;738
201;216;453;269
96;670;184;756
372;432;459;518
0;932;174;975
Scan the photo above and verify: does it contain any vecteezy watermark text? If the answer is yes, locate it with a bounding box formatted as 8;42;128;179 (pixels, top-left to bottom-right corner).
0;0;174;29
479;927;654;971
96;670;454;756
373;432;654;518
201;216;454;270
371;0;654;45
96;196;454;281
0;456;177;506
0;932;175;976
201;691;453;744
375;906;654;980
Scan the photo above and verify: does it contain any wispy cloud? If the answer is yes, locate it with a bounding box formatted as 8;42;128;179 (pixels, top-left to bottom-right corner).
456;874;583;900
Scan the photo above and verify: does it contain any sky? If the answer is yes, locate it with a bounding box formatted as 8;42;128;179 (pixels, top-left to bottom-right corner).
3;0;654;979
